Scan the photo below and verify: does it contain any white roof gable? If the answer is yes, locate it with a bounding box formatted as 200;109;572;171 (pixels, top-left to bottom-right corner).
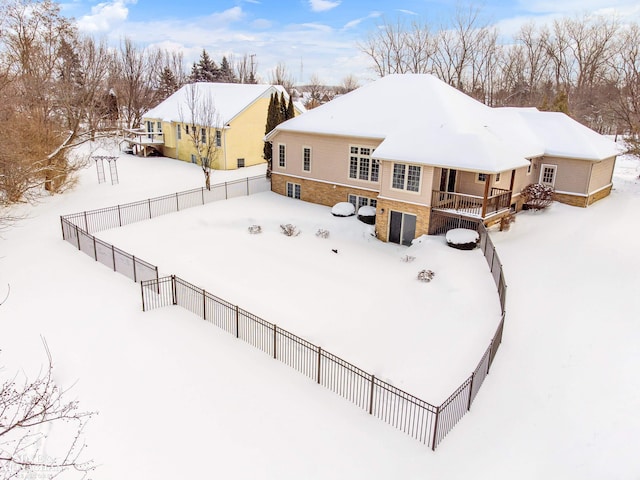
269;74;619;173
144;83;287;125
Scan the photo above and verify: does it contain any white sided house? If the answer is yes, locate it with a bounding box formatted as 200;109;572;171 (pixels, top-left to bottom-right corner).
266;74;621;245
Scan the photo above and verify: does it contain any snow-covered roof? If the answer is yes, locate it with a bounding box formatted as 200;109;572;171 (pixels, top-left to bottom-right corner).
267;74;619;173
144;83;288;125
503;108;623;161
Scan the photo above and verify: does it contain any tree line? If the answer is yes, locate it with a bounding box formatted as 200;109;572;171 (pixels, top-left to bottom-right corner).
2;0;639;213
359;6;640;141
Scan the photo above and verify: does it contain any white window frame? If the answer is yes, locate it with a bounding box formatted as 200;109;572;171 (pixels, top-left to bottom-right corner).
476;173;487;184
286;182;300;199
348;145;379;183
540;164;557;187
215;130;222;147
278;144;286;168
348;194;377;210
392;163;421;193
176;124;181;140
201;128;207;144
302;146;311;172
495;172;501;182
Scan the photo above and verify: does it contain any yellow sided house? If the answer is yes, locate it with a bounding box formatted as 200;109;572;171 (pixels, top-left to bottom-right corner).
266;74;622;245
140;83;297;170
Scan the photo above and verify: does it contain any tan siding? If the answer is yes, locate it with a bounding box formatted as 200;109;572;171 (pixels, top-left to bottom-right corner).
587;156;615;193
379;162;433;205
541;156;590;194
271;132;382;190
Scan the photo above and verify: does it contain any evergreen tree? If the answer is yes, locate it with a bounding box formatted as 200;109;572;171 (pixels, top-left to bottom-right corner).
158;66;179;100
219;56;237;83
264;93;276;171
190;50;219;82
279;92;288;122
286;95;295;120
551;90;570;115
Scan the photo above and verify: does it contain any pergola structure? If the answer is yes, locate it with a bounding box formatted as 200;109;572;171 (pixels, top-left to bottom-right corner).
92;148;119;185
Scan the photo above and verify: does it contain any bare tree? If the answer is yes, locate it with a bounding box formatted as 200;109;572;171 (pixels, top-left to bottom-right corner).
268;62;295;93
337;74;360;94
235;53;258;84
0;340;96;478
179;84;222;190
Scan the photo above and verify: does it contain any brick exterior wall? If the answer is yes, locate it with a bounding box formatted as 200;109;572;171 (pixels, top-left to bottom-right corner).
587;184;613;206
375;198;431;242
271;173;378;207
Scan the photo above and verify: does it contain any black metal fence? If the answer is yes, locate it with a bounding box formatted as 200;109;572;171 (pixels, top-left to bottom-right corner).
141;214;507;451
61;181;507;450
61;175;270;234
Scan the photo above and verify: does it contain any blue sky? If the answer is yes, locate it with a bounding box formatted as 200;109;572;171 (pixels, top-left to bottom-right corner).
62;0;640;85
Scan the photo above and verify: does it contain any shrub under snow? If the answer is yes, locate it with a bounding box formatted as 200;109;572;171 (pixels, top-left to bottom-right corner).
280;223;300;237
417;269;436;282
331;202;356;217
521;183;554;210
316;228;330;239
446;228;479;250
248;225;262;234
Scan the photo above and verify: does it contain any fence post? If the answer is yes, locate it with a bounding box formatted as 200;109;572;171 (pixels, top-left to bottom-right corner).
273;324;277;359
246;177;249;196
467;373;475;411
368;375;375;414
176;192;179;212
202;289;206;320
317;347;322;384
92;236;98;261
431;406;440;451
235;305;239;338
132;255;137;282
75;225;81;250
117;204;122;227
111;245;116;271
60;217;65;240
201;187;205;205
84;211;89;232
225;182;228;199
171;275;177;305
148;198;152;219
141;281;146;312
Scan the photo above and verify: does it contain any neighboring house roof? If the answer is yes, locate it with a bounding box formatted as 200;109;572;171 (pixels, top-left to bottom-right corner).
267;74;619;173
144;82;289;126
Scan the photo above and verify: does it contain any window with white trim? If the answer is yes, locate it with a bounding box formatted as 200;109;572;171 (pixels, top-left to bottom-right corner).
348;194;377;210
349;146;379;182
286;182;300;199
190;154;197;164
495;172;501;182
278;144;286;168
215;130;222;147
392;163;421;192
477;173;487;183
540;164;557;186
201;128;206;143
157;121;162;132
303;147;311;172
176;124;181;140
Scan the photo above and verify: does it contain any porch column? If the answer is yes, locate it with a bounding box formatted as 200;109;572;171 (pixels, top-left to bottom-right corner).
481;175;491;218
509;169;516;205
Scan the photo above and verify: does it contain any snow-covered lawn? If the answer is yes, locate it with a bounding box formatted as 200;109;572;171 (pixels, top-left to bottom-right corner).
1;148;639;479
96;187;500;403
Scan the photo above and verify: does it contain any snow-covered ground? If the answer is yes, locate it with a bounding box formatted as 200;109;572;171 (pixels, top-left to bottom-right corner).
1;148;639;479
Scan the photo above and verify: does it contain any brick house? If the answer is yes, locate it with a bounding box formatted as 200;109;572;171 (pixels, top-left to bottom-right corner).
265;74;621;245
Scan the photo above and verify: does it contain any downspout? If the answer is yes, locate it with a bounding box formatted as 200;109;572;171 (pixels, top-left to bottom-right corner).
223;126;228;170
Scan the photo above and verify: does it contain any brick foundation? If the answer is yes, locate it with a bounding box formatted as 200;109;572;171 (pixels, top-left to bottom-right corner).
271;174;378;207
375;198;431;243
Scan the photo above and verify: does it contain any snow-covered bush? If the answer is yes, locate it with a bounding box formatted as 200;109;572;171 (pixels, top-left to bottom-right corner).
280;223;300;237
357;205;376;225
248;225;262;234
446;228;479;250
331;202;355;217
521;183;554;210
417;269;435;282
401;255;415;263
316;228;330;239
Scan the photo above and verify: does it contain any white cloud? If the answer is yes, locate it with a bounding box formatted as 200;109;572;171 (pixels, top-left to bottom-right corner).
397;9;418;16
343;11;381;30
77;0;132;33
207;6;244;24
309;0;341;13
